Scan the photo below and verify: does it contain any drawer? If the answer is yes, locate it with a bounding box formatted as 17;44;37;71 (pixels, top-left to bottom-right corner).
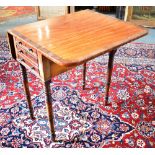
16;46;38;65
15;37;37;58
17;53;40;75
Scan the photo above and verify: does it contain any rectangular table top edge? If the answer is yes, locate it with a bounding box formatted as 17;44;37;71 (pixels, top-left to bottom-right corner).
7;28;148;67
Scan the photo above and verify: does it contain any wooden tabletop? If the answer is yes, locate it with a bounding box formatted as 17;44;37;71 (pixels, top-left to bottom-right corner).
9;10;148;67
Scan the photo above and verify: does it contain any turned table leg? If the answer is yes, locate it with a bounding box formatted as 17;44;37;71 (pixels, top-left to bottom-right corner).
44;80;56;142
83;62;87;90
105;50;116;106
20;64;35;120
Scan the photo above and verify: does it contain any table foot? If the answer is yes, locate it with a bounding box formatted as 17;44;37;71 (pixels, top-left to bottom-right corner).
104;50;116;106
51;133;63;142
51;133;57;142
30;112;35;120
104;96;108;106
20;64;35;120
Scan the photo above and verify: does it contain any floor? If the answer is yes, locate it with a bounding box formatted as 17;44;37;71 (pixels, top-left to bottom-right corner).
133;28;155;44
0;41;155;148
0;15;37;36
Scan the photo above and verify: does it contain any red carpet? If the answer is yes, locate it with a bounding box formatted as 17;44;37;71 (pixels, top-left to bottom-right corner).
0;6;36;22
0;41;155;148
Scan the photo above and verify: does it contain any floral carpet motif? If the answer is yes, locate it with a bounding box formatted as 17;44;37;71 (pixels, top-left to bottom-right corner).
0;7;36;22
0;38;10;64
0;41;155;148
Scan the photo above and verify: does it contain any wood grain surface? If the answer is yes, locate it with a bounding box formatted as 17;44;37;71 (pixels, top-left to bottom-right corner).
8;10;148;67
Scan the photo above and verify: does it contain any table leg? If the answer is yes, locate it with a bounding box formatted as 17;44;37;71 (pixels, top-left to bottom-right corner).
105;50;116;106
20;64;35;120
44;80;56;142
83;62;87;90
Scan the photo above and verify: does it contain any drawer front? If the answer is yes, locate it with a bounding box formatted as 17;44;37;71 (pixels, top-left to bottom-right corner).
15;37;38;59
17;52;40;75
16;46;38;65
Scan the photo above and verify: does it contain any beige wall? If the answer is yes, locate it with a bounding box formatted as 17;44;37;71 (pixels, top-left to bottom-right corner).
39;6;68;18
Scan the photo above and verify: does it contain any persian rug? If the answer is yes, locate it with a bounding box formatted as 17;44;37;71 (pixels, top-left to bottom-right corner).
0;40;155;148
0;7;36;22
0;38;10;64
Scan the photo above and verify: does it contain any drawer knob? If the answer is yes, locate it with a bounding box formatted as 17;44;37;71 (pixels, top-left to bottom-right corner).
29;49;33;53
19;50;24;53
20;59;25;62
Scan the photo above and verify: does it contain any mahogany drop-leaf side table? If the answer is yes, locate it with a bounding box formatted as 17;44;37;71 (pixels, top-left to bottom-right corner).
7;10;148;141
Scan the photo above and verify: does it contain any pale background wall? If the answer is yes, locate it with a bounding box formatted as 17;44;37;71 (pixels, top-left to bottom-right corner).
39;6;68;18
